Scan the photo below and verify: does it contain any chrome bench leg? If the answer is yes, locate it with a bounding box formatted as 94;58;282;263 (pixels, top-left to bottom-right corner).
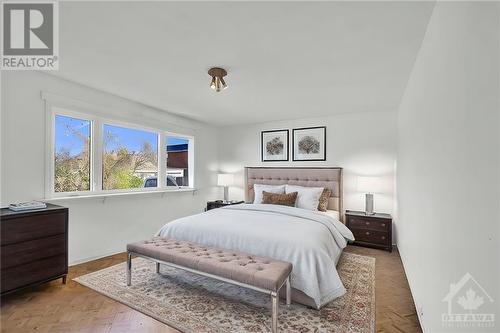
127;252;132;286
271;291;278;333
286;275;291;306
156;262;160;274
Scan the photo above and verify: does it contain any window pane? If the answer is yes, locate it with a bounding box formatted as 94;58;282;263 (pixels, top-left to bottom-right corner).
103;124;158;190
166;136;190;187
54;115;91;192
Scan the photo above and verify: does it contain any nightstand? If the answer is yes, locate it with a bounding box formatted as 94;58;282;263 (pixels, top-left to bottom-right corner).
206;200;244;211
345;210;392;252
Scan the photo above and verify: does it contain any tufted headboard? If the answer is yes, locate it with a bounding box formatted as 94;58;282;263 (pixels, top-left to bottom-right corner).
245;167;343;221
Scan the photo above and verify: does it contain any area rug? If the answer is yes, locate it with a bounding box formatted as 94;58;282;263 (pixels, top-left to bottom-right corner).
74;252;375;333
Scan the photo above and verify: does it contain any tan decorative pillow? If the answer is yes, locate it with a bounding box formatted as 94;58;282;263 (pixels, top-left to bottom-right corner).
262;191;298;207
317;188;332;212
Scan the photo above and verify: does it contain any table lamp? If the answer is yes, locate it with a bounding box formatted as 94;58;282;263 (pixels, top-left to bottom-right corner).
217;173;234;203
357;176;382;215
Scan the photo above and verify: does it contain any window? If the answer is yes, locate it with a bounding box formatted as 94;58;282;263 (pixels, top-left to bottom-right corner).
166;136;191;187
103;124;158;190
54;115;91;192
47;104;194;197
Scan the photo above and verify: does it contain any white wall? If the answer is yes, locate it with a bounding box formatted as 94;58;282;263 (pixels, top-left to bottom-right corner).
1;71;219;264
217;111;397;217
397;2;499;332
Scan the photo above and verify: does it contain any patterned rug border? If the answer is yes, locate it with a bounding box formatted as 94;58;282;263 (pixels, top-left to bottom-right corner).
74;273;195;333
74;252;376;333
345;252;376;333
364;253;376;333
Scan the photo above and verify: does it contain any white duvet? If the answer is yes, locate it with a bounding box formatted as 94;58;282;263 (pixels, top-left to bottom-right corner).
157;203;354;308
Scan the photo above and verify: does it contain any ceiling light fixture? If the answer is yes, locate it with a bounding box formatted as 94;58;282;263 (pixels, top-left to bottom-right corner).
208;67;228;92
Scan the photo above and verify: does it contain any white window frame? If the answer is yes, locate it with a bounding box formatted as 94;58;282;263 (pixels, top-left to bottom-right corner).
44;99;195;199
164;132;195;189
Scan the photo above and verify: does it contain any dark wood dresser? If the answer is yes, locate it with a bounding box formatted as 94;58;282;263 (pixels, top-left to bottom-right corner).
345;210;392;252
1;204;68;295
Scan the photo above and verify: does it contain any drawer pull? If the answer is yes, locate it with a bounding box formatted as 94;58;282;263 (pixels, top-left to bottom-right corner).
381;223;386;227
381;236;386;240
365;231;370;236
365;222;370;225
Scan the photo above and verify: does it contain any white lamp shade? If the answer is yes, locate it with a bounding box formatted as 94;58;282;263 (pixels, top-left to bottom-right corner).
357;176;382;193
217;174;234;187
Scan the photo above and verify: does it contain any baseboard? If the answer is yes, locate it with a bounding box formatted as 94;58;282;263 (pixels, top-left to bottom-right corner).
69;250;124;266
396;243;426;333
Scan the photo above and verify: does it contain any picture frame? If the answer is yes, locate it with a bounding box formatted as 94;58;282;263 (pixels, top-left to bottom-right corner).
292;126;326;161
261;129;289;162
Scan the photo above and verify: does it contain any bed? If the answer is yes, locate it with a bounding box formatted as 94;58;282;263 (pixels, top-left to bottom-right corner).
157;167;354;309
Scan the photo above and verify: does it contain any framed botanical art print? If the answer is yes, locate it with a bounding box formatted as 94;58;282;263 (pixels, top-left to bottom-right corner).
261;129;289;162
292;126;326;161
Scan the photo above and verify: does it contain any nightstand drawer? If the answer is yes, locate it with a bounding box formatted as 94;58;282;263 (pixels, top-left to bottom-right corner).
351;228;389;245
348;218;389;231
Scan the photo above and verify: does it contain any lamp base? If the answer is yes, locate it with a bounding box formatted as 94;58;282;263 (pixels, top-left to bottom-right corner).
365;193;375;215
223;186;229;202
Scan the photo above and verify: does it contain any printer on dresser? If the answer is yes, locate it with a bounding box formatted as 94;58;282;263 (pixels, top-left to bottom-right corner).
1;203;68;295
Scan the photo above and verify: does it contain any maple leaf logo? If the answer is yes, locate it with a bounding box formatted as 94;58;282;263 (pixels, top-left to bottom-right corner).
457;289;484;311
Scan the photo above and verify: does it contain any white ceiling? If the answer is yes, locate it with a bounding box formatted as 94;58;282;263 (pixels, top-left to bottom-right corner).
55;1;435;126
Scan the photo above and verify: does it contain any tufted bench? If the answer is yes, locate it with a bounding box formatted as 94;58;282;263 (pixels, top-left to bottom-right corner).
126;237;292;333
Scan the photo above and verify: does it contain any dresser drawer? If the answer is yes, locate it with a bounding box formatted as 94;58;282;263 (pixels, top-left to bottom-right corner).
351;228;389;245
1;211;66;245
1;234;66;269
0;255;67;293
348;217;389;231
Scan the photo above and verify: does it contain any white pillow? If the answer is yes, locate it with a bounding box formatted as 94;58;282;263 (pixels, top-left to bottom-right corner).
285;185;324;211
320;210;340;221
253;184;286;204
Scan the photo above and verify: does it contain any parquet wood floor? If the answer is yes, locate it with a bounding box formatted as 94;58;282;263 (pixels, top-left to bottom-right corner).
1;246;421;333
345;246;422;333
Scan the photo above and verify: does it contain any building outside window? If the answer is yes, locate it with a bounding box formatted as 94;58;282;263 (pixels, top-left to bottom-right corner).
166;136;190;187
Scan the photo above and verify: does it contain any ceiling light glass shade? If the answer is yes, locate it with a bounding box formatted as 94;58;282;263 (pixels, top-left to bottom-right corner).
220;77;228;90
215;77;222;92
210;76;227;92
208;67;228;92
